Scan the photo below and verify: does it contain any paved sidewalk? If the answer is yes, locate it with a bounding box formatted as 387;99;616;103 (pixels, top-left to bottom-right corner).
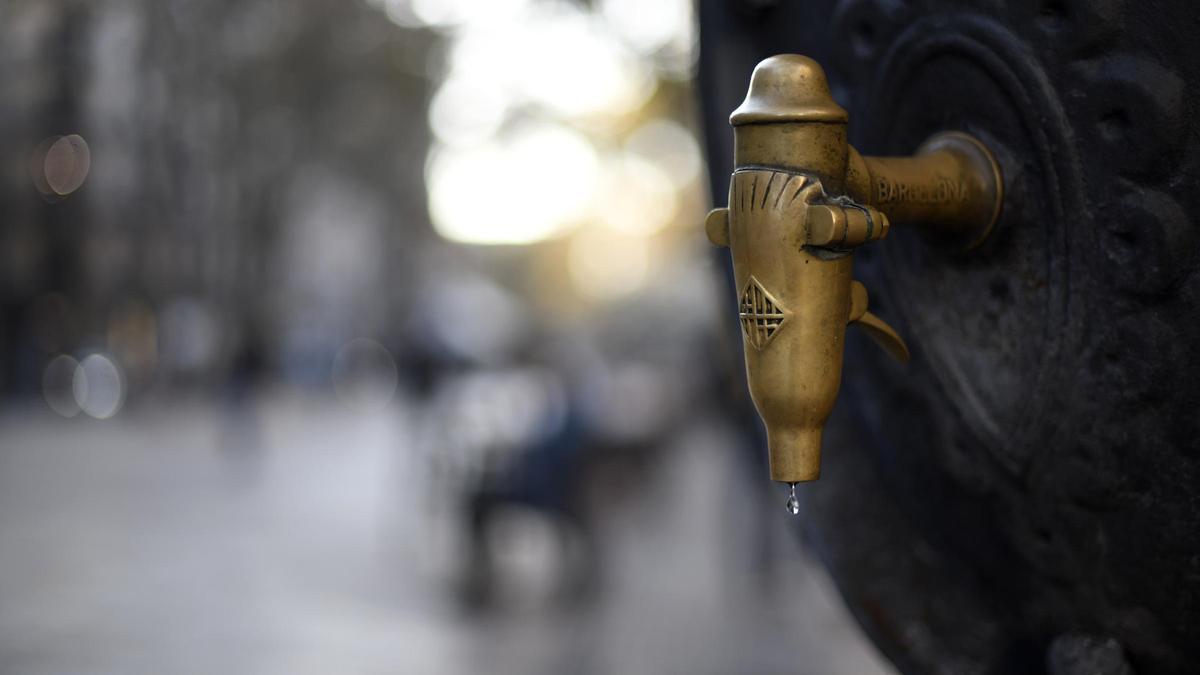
0;394;893;675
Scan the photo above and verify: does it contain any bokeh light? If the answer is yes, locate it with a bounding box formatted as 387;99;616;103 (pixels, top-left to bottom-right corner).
624;118;702;189
383;0;532;30
332;338;399;412
438;2;654;119
599;0;694;58
592;153;678;235
31;134;91;197
428;123;599;244
42;354;81;418
419;0;692;248
567;228;650;300
500;6;652;119
72;353;125;420
428;75;510;147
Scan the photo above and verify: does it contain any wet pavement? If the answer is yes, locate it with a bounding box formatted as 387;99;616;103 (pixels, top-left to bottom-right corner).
0;393;894;674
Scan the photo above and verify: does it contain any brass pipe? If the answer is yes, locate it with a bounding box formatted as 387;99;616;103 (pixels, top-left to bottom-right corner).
846;133;1002;250
706;54;1003;485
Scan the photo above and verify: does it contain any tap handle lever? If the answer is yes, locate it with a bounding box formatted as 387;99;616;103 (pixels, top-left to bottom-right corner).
848;280;910;363
705;207;730;248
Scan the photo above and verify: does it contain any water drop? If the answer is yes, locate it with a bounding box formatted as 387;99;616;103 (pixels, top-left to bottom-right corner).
785;482;800;516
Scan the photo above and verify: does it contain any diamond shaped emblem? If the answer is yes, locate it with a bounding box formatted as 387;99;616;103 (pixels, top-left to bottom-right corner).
739;276;789;350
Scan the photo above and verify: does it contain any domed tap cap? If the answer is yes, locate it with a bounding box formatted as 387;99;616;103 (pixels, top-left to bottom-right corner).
730;55;848;126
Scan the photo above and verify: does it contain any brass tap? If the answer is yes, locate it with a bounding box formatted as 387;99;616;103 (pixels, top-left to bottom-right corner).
706;55;1003;484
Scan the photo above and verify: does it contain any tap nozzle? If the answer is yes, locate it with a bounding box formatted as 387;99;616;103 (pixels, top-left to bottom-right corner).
706;55;1002;483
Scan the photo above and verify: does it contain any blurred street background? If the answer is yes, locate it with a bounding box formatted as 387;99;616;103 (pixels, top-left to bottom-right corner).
0;0;894;672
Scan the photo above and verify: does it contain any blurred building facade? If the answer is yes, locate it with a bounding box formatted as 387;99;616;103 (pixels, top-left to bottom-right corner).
0;0;436;402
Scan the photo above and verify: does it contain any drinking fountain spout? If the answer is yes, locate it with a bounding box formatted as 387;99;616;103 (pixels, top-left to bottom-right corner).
706;54;1003;484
